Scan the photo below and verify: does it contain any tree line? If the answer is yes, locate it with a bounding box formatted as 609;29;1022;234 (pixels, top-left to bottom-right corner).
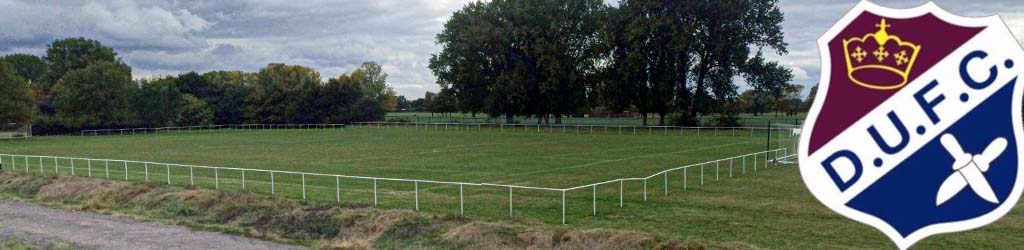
428;0;803;126
0;38;397;134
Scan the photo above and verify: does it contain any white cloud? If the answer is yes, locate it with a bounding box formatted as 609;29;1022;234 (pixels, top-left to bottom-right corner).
2;0;1022;99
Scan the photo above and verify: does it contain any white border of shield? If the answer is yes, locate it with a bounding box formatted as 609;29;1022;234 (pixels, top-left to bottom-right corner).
799;1;1024;249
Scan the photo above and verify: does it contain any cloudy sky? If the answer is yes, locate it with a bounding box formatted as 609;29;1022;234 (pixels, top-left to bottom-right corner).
1;0;1023;98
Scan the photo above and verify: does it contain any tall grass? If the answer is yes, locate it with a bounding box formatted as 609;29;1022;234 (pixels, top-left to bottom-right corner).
0;173;726;250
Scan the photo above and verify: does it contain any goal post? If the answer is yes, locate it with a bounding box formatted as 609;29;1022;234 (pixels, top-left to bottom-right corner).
771;122;801;164
1;123;31;140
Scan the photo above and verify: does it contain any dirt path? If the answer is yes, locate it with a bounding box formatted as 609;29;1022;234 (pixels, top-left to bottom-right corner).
0;199;305;250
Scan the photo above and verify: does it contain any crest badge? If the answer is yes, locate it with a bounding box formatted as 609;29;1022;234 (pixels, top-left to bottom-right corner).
799;1;1024;249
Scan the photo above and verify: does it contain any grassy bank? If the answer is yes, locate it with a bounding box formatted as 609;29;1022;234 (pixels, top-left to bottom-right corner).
0;236;74;250
0;172;723;250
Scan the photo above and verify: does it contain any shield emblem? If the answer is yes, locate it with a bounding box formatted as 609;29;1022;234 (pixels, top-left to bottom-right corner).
799;1;1024;249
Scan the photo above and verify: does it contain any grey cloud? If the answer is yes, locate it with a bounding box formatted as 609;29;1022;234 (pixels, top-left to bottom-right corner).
778;0;1024;96
2;0;1022;98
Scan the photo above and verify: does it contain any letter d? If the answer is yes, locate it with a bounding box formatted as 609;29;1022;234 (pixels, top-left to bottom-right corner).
822;150;863;192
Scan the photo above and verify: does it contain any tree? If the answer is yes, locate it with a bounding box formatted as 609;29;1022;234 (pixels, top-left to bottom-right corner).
320;75;362;123
44;37;120;88
351;62;397;118
742;52;795;116
52;61;137;129
0;54;49;85
737;89;772;116
395;95;411;111
320;62;397;122
177;94;214;126
203;71;255;124
773;83;804;116
0;62;35;126
600;0;693;126
431;0;605;124
410;98;425;112
429;1;494;116
245;64;321;123
685;0;787;120
137;77;185;127
433;88;459;116
423;91;437;113
804;83;818;111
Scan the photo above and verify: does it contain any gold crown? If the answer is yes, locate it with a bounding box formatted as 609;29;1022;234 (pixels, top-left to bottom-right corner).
842;19;922;90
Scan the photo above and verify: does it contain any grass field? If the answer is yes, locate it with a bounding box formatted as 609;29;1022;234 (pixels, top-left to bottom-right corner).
3;126;1021;249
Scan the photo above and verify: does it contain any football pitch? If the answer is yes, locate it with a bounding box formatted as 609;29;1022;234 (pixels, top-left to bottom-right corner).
2;126;1021;249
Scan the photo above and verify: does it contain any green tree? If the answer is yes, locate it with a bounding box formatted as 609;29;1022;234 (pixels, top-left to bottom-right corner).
410;98;425;112
44;38;121;87
0;54;49;85
0;62;35;126
429;1;494;116
177;94;214;126
52;61;137;129
320;62;396;122
433;88;459;116
245;64;321;123
685;0;787;120
737;89;772;116
423;91;437;113
431;0;604;124
137;77;185;127
742;52;795;115
773;83;804;116
804;83;818;111
320;75;362;123
600;0;692;126
395;95;411;111
203;71;255;124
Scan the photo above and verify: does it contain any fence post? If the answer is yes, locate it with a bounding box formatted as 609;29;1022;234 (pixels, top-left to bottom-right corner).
414;181;420;211
663;172;668;195
336;176;341;203
508;187;513;218
716;161;720;181
145;162;150;181
53;157;58;175
743;155;747;175
684;168;688;190
87;160;92;177
105;160;110;178
241;169;246;190
190;166;194;186
301;174;307;199
39;157;43;173
730;158;734;178
166;164;171;185
643;179;647;201
373;179;378;207
459;184;464;215
619;180;623;208
215;168;220;189
592;185;597;216
70;159;75;176
561;190;566;225
700;164;704;185
754;153;758;171
270;172;275;194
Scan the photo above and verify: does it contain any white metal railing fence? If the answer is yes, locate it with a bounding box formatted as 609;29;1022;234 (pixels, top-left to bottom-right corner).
80;124;347;136
350;121;795;137
0;148;790;224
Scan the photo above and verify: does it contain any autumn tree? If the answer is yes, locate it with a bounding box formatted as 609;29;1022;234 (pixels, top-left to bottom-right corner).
0;62;35;126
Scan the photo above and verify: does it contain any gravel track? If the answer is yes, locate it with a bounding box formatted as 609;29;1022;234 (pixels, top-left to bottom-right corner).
0;199;305;250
